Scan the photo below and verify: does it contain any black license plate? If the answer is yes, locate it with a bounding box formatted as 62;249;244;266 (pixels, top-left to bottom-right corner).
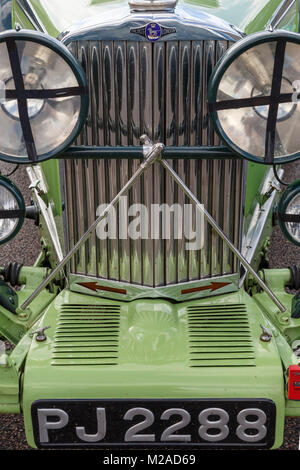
31;399;276;448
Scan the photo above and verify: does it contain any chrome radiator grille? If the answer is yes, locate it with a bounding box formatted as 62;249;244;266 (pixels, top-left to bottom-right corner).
63;39;244;287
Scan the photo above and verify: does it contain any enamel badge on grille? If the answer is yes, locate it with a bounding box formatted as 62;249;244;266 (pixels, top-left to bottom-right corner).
130;23;176;41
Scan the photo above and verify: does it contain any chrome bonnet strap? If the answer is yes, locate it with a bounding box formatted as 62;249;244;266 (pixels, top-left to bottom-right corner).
19;142;164;311
20;138;286;313
160;158;286;313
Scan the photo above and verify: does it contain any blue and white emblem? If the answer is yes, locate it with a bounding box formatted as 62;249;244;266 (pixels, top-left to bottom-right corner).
130;23;176;41
145;23;161;41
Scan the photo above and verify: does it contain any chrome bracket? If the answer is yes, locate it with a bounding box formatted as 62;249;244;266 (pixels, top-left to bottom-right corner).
27;166;63;263
260;324;273;342
30;326;51;342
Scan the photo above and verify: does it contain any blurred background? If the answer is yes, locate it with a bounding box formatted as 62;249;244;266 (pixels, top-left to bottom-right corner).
0;0;12;32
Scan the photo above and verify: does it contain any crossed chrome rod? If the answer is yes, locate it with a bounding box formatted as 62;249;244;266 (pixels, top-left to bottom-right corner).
20;137;286;313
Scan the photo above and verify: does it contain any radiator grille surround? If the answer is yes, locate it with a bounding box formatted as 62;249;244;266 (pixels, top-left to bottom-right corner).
62;38;245;288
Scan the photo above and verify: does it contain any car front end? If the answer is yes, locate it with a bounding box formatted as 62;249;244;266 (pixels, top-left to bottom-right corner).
0;0;299;449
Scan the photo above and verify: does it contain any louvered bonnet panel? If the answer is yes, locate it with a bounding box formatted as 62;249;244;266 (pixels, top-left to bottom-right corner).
187;304;255;367
52;305;121;366
62;39;244;287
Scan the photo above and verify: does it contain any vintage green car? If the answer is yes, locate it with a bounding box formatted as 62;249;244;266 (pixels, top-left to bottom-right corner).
0;0;299;449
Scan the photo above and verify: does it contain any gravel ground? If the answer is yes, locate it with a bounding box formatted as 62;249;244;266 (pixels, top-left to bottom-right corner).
0;160;299;450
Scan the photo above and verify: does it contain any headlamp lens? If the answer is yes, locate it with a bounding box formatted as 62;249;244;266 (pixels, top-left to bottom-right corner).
0;31;87;163
252;77;296;121
1;78;44;119
0;184;19;242
209;32;300;164
0;176;25;244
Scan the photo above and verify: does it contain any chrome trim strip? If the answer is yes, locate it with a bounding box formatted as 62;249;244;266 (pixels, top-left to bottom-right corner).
59;158;69;265
70;272;239;302
61;8;242;44
240;168;284;287
268;0;296;29
61;146;238;159
128;0;177;12
15;0;47;32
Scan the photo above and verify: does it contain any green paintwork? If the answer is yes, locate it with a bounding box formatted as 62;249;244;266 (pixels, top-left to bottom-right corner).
0;267;56;344
186;0;283;33
0;357;20;414
0;280;18;313
253;269;300;351
291;292;300;318
0;314;65;415
22;287;285;449
245;164;277;219
12;2;33;30
250;268;300;416
40;160;62;217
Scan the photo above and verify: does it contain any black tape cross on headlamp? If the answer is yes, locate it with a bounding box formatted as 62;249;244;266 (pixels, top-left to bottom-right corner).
208;31;300;165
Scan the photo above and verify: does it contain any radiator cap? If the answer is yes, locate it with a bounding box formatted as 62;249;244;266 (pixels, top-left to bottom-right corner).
129;0;177;11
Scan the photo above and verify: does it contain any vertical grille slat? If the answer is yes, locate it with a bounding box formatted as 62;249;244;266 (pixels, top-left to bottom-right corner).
64;39;244;287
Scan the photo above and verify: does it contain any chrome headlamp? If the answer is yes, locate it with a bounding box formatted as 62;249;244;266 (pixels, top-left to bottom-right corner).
0;29;88;163
278;180;300;247
208;31;300;165
0;176;25;244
